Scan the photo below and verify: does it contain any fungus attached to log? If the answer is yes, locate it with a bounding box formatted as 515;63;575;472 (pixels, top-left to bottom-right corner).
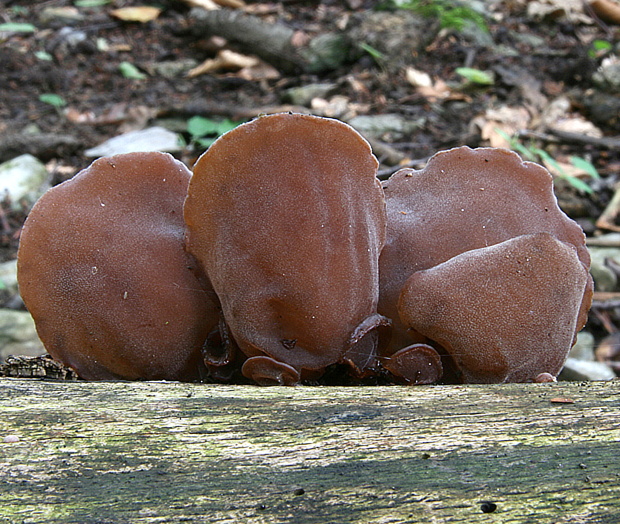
184;113;390;385
397;233;591;383
379;146;593;358
17;152;219;381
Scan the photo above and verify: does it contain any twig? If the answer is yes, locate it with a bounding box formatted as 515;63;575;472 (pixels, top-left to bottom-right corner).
547;129;620;150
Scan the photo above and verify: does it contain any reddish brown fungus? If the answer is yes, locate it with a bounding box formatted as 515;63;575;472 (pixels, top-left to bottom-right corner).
398;233;590;383
184;113;390;384
381;343;443;385
379;146;593;355
17;152;218;381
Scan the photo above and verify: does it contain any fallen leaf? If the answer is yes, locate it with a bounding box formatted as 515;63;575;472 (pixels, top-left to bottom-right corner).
474;106;531;148
183;0;220;9
550;397;575;404
110;7;162;23
527;0;591;23
213;0;245;7
64;107;97;124
187;49;260;77
405;67;432;88
237;62;280;81
310;96;352;119
549;117;603;137
416;79;453;102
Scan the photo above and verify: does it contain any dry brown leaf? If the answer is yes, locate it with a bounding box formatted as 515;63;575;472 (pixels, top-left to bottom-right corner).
550;397;575;404
187;50;263;77
310;96;352;119
64;107;97;124
405;67;432;88
527;0;591;23
183;0;220;9
213;0;245;7
474;106;531;148
416;80;453;102
110;7;162;23
549;117;603;137
237;62;280;81
183;0;245;9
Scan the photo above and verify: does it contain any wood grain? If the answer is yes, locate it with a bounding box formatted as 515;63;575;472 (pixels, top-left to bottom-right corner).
1;379;619;523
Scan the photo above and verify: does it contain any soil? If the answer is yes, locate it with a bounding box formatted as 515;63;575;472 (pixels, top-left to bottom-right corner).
1;0;620;375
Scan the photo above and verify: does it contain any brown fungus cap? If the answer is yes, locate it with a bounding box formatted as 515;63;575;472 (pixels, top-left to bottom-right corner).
379;146;593;354
184;113;389;383
17;152;219;381
398;233;590;383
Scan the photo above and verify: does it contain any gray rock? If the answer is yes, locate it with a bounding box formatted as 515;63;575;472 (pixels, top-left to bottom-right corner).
149;59;199;79
593;56;620;93
559;358;616;382
0;154;49;210
348;114;425;141
282;83;337;107
347;11;435;72
0;260;18;297
568;331;596;361
588;246;620;291
85;127;183;157
589;262;617;292
0;309;45;363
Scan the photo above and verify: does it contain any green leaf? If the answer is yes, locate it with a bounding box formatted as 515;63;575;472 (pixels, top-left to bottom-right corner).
570;156;600;179
119;61;147;80
39;94;67;108
187;116;240;141
196;137;218;148
359;42;385;60
0;22;36;33
187;116;219;138
558;176;593;195
593;39;612;52
455;67;494;85
512;142;537;162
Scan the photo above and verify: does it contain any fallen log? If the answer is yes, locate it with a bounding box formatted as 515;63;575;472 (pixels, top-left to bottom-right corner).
0;378;619;523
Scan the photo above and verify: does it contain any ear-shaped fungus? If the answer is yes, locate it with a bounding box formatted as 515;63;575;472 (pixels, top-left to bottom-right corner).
17;152;219;381
184;113;389;385
379;146;593;363
398;233;590;383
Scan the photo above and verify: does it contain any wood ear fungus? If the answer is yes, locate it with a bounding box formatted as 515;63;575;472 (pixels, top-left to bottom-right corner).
184;113;390;384
17;127;593;386
398;233;591;383
17;152;219;381
379;146;593;367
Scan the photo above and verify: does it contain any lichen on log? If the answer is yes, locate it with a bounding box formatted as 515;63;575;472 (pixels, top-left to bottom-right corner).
0;378;619;523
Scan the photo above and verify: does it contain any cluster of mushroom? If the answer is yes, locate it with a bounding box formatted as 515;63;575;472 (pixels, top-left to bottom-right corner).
16;113;593;385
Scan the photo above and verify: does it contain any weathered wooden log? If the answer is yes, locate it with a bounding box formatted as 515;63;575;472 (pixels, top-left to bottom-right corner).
189;8;351;73
0;378;619;523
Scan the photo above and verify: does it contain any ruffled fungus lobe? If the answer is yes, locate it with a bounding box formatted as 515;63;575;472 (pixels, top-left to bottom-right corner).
379;146;593;356
17;152;219;381
184;113;389;384
398;233;591;383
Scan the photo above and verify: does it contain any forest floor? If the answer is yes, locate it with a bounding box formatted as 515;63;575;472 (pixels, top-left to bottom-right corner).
1;0;620;372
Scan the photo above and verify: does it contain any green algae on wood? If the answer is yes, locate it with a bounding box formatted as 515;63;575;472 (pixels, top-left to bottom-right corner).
0;379;619;523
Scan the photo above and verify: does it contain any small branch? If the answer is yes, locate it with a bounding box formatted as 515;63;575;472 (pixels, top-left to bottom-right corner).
189;8;351;74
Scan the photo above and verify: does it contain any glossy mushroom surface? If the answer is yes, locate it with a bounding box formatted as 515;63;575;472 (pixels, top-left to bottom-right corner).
398;233;591;383
17;152;219;381
379;146;593;354
184;113;389;384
